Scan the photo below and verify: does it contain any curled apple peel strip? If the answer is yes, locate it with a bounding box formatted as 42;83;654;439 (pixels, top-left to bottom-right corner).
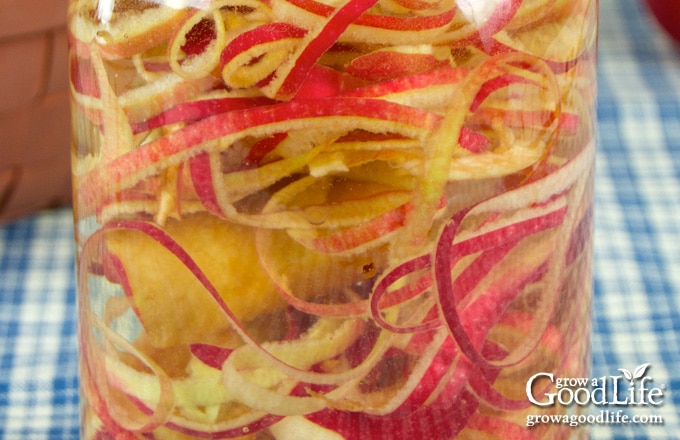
69;0;597;437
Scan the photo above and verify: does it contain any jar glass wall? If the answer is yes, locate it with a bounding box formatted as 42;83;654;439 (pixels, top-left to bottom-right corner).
69;0;597;438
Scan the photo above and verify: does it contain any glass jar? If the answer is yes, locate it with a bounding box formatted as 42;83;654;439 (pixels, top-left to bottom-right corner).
69;0;597;438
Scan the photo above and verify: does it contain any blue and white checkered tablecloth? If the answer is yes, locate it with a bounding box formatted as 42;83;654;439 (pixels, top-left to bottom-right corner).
2;0;680;438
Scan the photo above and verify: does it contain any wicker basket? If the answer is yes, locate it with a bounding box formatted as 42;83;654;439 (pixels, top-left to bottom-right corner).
0;0;71;223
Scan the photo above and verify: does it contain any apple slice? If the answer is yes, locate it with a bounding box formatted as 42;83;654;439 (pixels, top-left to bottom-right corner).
69;2;188;60
105;212;284;348
490;0;597;71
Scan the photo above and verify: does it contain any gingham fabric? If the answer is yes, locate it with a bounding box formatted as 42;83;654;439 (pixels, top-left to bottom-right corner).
2;0;680;438
590;0;680;438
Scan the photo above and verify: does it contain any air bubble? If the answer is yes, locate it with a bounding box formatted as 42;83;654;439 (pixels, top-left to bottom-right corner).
95;30;114;45
303;206;328;225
